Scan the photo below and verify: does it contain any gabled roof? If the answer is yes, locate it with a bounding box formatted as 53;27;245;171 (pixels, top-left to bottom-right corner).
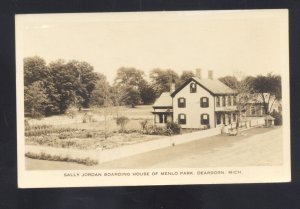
153;92;172;108
171;77;237;97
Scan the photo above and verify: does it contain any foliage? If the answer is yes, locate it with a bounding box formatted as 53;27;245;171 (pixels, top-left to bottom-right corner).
251;73;282;115
166;122;181;135
24;57;99;116
218;76;239;90
25;152;98;166
90;73;111;106
24;56;48;86
116;116;130;132
150;68;180;97
140;119;150;130
139;82;156;105
179;70;195;85
24;81;49;117
270;110;282;126
113;67;147;107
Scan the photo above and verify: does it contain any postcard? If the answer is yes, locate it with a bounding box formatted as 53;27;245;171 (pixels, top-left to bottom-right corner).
16;9;290;188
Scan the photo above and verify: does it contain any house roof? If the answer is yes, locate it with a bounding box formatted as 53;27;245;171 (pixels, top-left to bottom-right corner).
153;92;172;108
171;77;237;97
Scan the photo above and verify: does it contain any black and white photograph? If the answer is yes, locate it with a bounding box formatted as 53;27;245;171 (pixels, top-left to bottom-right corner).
16;10;290;188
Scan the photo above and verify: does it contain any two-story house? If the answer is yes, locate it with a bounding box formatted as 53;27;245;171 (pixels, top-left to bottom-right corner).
152;70;238;129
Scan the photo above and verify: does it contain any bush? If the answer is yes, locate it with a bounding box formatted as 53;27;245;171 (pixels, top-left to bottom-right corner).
166;122;181;135
140;119;150;130
25;152;98;166
116;116;130;132
271;111;282;126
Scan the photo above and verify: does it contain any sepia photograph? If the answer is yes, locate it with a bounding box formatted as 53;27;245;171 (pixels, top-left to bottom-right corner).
16;10;290;188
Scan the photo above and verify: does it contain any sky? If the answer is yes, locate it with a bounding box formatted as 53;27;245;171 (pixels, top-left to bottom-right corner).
16;10;288;84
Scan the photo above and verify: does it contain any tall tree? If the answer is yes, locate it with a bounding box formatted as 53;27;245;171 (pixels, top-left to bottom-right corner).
65;60;98;108
24;56;48;86
24;81;49;117
90;73;111;107
218;76;239;90
180;70;195;85
113;67;146;107
139;81;156;105
251;73;282;117
150;68;179;97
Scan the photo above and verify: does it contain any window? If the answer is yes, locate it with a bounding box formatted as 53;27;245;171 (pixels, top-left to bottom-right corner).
178;114;186;124
216;96;220;107
190;82;196;93
233;96;237;105
222;96;226;106
216;114;221;124
200;97;209;108
250;106;256;116
228;96;232;106
201;114;209;125
233;113;237;122
178;97;186;108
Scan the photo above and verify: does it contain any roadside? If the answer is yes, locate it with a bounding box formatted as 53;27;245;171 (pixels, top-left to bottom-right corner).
26;126;282;170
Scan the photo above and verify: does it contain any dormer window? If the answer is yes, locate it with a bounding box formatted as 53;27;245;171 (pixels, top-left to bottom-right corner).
200;97;209;108
178;97;186;108
190;82;196;93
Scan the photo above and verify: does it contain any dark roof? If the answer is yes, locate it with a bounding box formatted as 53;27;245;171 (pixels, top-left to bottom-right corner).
153;92;172;108
171;77;237;97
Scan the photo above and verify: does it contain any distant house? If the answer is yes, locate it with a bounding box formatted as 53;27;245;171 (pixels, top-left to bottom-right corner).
243;93;281;117
152;70;238;129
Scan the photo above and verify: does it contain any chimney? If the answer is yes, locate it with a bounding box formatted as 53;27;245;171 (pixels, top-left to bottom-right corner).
170;79;176;93
208;70;213;80
195;68;202;79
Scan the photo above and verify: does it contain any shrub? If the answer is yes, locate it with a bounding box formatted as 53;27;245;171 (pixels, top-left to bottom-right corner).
25;152;98;166
86;132;93;138
140;119;150;130
116;116;130;132
271;111;282;126
58;133;68;139
166;122;181;135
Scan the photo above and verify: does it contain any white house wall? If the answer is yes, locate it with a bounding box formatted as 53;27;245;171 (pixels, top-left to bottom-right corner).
173;81;215;129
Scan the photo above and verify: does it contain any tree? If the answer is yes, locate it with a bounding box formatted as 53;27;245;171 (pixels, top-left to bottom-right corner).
218;76;239;90
114;67;145;88
251;73;282;125
219;73;255;133
90;73;111;107
65;60;98;108
24;56;48;86
179;70;195;85
139;81;156;105
150;68;179;97
123;86;141;108
116;116;130;133
113;67;146;107
24;81;49;117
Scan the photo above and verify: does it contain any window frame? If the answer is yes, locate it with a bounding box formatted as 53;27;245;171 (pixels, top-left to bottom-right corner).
190;82;197;93
178;113;186;124
200;97;209;108
201;113;210;125
222;96;226;106
178;97;186;108
216;96;220;107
